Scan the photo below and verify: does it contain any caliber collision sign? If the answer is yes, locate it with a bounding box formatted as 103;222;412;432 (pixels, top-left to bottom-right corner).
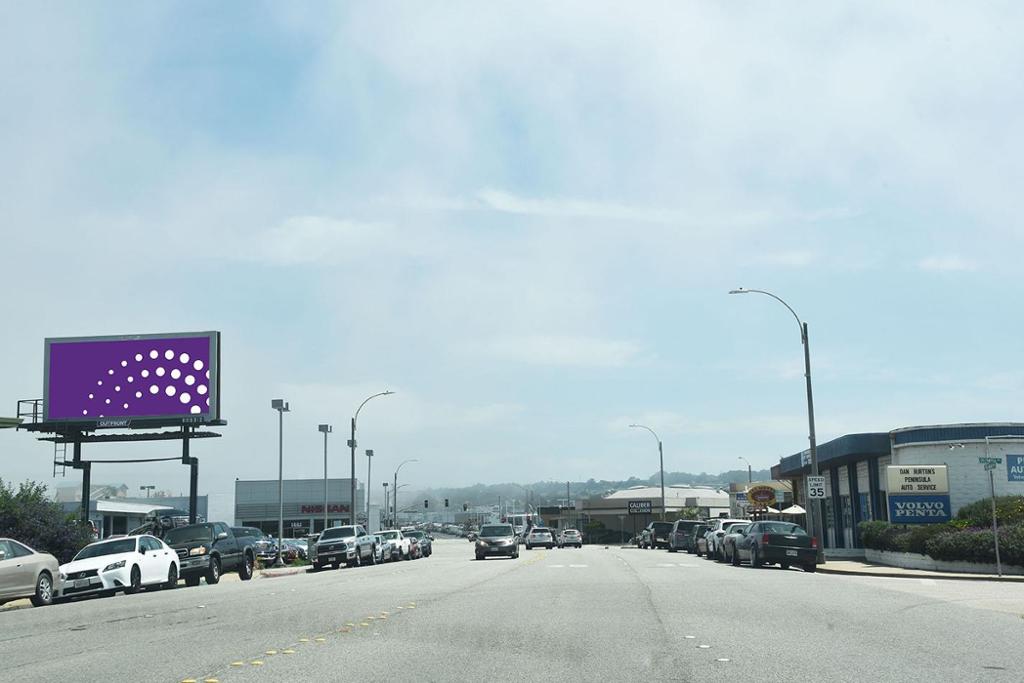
628;500;653;515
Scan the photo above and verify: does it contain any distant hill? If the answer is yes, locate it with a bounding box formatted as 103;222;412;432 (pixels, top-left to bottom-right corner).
414;468;771;511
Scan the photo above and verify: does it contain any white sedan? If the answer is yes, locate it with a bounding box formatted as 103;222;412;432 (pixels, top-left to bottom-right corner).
60;535;179;599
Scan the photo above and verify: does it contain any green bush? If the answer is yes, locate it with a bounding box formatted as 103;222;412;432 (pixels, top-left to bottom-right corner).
956;495;1024;528
858;521;956;554
0;479;93;563
925;523;1024;567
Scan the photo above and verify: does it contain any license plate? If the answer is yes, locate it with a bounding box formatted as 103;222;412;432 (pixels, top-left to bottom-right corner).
74;579;90;588
786;550;798;557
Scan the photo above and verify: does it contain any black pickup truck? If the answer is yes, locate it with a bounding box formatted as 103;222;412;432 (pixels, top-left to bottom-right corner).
162;522;255;586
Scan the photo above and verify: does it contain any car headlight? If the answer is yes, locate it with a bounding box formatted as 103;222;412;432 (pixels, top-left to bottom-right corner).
103;560;126;572
59;572;67;581
476;540;488;547
189;547;208;556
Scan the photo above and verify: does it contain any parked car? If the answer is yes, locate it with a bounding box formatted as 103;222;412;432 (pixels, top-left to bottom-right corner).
380;529;412;560
525;527;555;550
371;535;393;563
409;537;423;559
643;521;674;550
283;538;308;561
690;524;710;557
404;530;432;557
704;519;749;562
731;521;818;572
309;525;376;569
667;520;703;553
59;535;178;599
163;522;254;586
0;538;60;607
720;523;752;564
232;527;277;565
560;529;583;548
475;524;520;560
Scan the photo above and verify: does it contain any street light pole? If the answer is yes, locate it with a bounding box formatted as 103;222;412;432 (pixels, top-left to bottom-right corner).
730;288;824;564
394;459;418;528
271;398;290;567
738;456;752;483
382;482;389;528
318;424;332;532
140;485;155;498
629;424;666;521
365;449;374;526
349;391;394;526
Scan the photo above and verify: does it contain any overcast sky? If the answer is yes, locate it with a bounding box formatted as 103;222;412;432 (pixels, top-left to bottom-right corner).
2;3;1022;517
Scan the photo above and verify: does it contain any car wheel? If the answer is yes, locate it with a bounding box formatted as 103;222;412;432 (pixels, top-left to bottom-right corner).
475;553;484;561
124;565;142;595
780;563;790;570
804;564;817;573
206;557;221;585
751;546;762;568
30;572;54;607
731;547;741;566
368;548;377;565
163;563;178;590
669;546;677;553
239;553;254;581
185;575;201;587
695;547;702;557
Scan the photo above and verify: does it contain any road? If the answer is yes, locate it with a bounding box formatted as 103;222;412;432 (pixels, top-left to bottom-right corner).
2;538;1022;682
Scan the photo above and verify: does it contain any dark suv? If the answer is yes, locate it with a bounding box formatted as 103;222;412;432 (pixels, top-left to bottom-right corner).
668;520;702;553
163;522;255;586
643;521;674;550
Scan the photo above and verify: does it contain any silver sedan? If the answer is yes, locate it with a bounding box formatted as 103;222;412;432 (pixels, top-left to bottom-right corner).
0;538;60;607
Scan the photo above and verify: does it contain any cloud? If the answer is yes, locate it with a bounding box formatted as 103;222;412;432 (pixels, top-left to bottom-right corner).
917;255;978;272
480;335;643;368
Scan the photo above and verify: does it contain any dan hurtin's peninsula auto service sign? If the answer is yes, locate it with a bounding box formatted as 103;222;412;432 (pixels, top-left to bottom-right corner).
886;465;948;494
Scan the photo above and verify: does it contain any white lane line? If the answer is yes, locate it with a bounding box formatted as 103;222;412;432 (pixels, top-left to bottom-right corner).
677;564;697;567
548;565;565;568
569;564;588;568
657;563;676;567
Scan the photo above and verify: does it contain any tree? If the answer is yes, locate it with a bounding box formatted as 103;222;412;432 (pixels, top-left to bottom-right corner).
0;479;93;563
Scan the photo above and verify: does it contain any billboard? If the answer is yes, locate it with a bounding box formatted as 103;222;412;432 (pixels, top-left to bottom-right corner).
45;331;220;426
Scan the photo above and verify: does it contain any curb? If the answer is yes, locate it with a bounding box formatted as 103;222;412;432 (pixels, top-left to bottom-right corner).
258;567;308;579
816;566;1024;582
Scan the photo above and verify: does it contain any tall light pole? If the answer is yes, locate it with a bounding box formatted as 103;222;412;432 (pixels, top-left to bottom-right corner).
139;485;155;498
382;482;389;528
629;424;666;521
738;456;752;483
365;449;374;526
271;398;290;567
394;458;418;526
349;391;394;526
730;287;824;564
394;483;409;524
318;424;332;532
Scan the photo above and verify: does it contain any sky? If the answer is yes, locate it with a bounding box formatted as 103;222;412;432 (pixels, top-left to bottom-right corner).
2;3;1023;520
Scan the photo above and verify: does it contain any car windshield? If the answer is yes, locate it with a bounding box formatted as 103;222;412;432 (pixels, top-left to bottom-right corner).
480;525;513;537
381;531;400;540
405;531;424;539
162;524;214;545
321;526;356;540
651;522;673;532
73;538;136;560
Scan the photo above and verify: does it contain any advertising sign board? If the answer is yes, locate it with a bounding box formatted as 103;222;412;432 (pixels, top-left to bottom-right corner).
627;500;653;515
746;485;777;507
1008;455;1024;483
887;494;952;524
45;331;220;426
886;465;948;494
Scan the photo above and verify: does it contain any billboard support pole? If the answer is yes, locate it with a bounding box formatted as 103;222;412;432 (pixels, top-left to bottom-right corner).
80;459;91;525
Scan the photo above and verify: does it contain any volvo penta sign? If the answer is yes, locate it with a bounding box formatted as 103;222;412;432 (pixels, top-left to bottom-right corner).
888;495;952;523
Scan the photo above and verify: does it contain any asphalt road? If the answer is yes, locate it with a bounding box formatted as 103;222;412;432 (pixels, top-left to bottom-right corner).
2;538;1023;682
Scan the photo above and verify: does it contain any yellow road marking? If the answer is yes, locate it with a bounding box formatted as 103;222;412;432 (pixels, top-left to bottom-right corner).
181;679;197;683
230;661;245;667
282;649;296;655
315;637;326;643
265;650;277;655
360;622;370;627
299;638;309;642
250;661;264;666
205;679;220;683
346;622;356;626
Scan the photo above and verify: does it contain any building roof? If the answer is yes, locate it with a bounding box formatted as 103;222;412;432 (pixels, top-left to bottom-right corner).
891;422;1024;446
603;485;729;502
778;432;890;477
94;500;173;515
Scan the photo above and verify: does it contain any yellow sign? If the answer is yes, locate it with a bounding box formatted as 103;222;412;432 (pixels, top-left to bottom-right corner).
746;485;777;507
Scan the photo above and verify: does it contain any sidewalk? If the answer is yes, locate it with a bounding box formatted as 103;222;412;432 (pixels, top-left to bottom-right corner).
818;559;1024;582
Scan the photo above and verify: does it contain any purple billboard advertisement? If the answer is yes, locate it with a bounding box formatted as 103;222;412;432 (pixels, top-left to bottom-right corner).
45;332;220;425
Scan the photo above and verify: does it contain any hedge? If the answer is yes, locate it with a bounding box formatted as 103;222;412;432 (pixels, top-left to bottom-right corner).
859;519;1024;567
956;495;1024;528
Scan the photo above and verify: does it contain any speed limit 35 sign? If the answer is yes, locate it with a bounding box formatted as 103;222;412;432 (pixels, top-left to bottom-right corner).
806;475;826;499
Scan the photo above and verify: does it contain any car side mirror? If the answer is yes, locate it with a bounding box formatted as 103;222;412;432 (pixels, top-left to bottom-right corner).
0;550;6;561
217;532;229;540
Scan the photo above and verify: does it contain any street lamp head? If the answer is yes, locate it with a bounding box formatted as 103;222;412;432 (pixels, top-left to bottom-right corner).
271;399;289;412
365;449;374;457
318;424;332;433
728;288;748;295
628;424;640;429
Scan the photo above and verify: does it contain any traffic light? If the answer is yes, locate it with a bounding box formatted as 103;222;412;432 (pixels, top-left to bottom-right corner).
444;498;449;508
424;499;429;509
463;503;468;511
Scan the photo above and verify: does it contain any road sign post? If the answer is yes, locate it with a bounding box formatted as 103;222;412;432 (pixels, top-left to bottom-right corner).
978;455;1004;577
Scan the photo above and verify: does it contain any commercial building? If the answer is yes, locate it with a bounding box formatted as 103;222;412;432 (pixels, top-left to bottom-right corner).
234;478;369;537
575;484;731;541
774;422;1024;554
59;496;208;539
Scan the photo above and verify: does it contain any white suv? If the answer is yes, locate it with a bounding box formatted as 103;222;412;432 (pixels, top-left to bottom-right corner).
705;519;748;562
379;529;412;560
525;527;555;550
